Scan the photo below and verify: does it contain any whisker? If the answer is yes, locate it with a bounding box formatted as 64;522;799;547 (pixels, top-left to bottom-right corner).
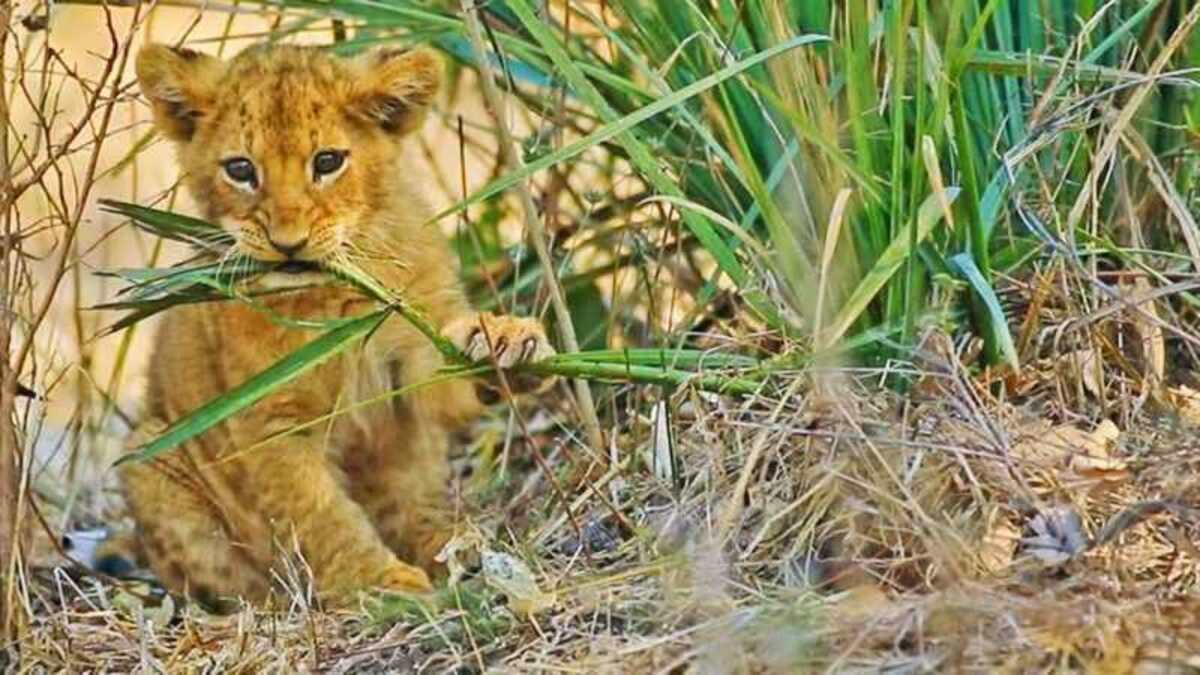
347;232;404;259
215;245;238;283
341;236;409;268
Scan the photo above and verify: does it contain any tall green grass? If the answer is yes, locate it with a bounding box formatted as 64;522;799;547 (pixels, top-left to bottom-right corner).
270;0;1198;359
106;0;1200;458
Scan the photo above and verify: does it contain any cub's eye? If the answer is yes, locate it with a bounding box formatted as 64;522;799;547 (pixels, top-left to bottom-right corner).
222;157;257;186
312;149;347;178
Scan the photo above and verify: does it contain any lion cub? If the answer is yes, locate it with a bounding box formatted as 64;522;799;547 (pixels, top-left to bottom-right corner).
113;43;553;606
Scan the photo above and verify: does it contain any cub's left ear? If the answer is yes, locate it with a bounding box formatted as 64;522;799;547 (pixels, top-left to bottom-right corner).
350;47;441;136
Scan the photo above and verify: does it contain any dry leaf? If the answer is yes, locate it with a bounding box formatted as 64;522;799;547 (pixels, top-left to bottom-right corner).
1011;419;1128;484
1060;348;1103;398
1020;506;1088;565
434;524;488;587
1125;277;1166;388
1067;419;1126;476
649;399;675;483
111;584;176;632
482;551;555;616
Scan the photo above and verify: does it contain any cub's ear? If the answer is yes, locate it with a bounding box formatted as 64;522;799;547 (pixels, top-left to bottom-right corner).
350;47;441;136
136;44;224;142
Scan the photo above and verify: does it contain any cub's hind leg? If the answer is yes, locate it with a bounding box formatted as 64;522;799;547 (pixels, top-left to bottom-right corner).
119;454;272;611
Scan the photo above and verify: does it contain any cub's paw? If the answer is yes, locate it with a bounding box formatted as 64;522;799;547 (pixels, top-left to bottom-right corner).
375;561;434;595
444;312;556;369
444;313;557;397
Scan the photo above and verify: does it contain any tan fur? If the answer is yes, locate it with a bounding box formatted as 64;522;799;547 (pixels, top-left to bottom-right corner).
117;43;553;607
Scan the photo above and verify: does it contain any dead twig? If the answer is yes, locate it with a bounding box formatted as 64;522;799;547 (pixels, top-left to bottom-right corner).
458;0;606;458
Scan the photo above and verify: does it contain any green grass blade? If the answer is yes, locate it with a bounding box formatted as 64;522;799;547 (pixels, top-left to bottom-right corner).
824;188;961;345
325;260;463;361
92;292;228;337
1084;1;1164;65
103;261;266;300
117;310;390;465
100;199;234;247
496;1;827;328
523;356;764;397
963;49;1187;85
949;253;1018;370
429;29;828;289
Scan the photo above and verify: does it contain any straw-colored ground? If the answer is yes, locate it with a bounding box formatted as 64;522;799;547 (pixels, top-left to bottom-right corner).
17;335;1200;671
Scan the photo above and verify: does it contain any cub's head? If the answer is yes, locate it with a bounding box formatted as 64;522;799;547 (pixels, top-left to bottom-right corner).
136;44;440;268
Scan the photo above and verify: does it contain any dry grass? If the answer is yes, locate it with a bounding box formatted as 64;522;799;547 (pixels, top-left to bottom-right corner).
14;340;1200;671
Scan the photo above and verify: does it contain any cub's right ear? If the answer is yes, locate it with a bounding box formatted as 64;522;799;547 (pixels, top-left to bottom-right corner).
350;47;441;136
136;44;224;142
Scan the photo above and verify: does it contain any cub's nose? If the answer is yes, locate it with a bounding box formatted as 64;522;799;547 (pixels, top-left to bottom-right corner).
268;236;309;258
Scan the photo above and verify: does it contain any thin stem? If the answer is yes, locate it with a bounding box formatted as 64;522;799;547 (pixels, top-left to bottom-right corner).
0;0;18;641
459;0;606;454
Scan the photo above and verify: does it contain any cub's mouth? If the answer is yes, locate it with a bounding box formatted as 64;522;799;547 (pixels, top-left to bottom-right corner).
275;260;322;275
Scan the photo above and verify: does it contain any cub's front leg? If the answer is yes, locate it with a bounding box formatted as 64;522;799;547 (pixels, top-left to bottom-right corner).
225;393;434;598
358;312;556;573
442;311;557;395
